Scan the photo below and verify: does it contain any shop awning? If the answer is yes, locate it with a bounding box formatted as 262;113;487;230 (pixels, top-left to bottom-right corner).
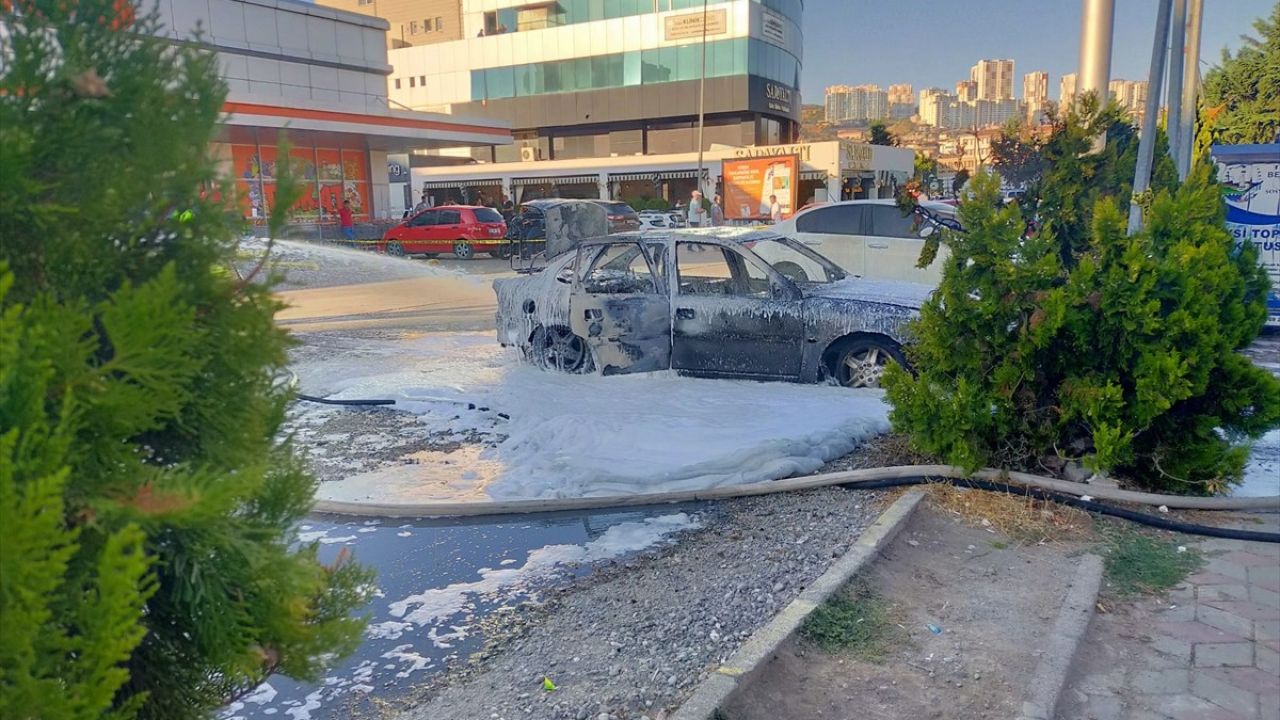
799;171;828;181
419;178;502;189
609;170;699;182
512;175;599;186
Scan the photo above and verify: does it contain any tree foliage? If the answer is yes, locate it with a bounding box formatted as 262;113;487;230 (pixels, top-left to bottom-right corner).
868;121;898;146
0;2;373;718
1200;2;1280;146
886;101;1280;494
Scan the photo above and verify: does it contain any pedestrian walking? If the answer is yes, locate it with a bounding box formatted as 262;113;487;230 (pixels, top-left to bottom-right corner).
710;193;725;226
687;190;706;228
338;200;355;241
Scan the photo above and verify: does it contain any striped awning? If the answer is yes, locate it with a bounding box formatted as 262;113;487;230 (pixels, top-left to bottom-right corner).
512;175;599;186
799;171;828;181
609;169;700;182
419;178;502;189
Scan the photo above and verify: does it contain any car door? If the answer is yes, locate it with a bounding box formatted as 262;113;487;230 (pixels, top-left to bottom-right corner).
791;204;870;276
569;241;671;375
863;204;943;283
403;209;437;248
670;241;804;379
435;208;463;240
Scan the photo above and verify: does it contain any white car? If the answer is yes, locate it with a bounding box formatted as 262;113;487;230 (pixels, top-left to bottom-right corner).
637;210;673;230
770;199;957;284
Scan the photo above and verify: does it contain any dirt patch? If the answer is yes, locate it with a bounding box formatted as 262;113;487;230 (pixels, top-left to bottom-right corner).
722;504;1088;720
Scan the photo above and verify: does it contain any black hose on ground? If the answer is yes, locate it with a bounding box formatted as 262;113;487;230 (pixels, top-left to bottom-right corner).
842;476;1280;544
295;393;396;406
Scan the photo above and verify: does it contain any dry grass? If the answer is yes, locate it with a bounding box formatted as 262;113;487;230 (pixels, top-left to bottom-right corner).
921;482;1095;544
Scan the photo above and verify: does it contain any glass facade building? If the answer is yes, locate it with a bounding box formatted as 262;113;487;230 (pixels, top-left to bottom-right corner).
388;0;803;163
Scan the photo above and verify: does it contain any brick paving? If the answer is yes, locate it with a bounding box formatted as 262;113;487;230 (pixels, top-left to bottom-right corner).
1058;514;1280;720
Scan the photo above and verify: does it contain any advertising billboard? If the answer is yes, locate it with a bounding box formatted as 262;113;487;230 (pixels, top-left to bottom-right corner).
1211;144;1280;327
722;155;798;222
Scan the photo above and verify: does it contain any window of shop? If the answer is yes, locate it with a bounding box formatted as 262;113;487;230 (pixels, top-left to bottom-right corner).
230;142;370;222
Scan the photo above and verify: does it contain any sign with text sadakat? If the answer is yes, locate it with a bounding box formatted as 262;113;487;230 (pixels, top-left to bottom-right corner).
722;155;798;221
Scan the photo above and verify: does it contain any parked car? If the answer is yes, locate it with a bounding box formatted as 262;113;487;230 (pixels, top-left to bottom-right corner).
637;210;674;230
381;205;508;259
494;227;931;388
590;200;642;233
770;199;957;284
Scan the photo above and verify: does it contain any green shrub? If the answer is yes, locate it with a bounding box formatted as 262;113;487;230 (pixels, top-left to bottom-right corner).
885;100;1280;494
623;196;672;212
0;2;372;718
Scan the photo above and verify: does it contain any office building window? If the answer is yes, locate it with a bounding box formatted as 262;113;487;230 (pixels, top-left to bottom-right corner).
435;16;443;31
357;0;373;5
419;75;426;86
409;77;416;88
394;78;401;89
423;18;432;31
409;20;419;34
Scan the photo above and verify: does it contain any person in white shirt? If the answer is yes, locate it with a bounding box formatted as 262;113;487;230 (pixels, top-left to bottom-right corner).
769;194;782;223
687;190;706;227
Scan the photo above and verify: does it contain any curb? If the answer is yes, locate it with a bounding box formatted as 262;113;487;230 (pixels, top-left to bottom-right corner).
669;489;927;720
1019;552;1105;720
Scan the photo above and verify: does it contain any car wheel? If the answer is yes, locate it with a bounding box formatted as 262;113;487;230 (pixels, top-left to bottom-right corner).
828;336;906;389
774;261;809;283
490;243;512;259
453;240;474;259
530;326;593;374
385;241;405;257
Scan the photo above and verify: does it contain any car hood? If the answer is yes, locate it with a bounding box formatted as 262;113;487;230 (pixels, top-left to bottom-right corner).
801;278;934;309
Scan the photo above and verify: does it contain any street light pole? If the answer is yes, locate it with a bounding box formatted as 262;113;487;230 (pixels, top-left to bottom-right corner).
1128;0;1174;234
1077;0;1115;99
1176;0;1204;179
1166;0;1188;171
695;0;708;205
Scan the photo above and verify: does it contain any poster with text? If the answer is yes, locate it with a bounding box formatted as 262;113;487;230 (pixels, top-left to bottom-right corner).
722;155;798;222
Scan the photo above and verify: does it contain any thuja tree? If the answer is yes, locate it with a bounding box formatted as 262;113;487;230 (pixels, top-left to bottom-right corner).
0;2;371;719
884;99;1280;494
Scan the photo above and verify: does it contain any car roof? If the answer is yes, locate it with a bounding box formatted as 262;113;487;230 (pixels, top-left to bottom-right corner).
426;204;490;210
581;227;785;246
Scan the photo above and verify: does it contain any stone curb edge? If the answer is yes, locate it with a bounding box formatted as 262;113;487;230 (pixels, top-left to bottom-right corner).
669;489;928;720
1020;552;1106;720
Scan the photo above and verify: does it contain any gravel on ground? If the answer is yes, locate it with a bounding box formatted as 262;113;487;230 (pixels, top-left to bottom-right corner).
377;487;888;720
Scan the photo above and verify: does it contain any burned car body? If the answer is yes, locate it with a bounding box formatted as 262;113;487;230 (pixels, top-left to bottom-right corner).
494;228;932;387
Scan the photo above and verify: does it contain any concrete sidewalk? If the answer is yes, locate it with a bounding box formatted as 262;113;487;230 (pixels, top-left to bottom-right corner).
1059;514;1280;720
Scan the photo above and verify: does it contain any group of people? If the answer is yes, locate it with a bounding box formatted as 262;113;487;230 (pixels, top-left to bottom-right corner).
684;190;783;227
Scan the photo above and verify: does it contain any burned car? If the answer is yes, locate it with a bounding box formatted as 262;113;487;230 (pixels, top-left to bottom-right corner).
493;228;932;388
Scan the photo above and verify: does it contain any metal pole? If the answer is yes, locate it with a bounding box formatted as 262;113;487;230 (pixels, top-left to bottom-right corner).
1128;0;1174;235
1176;0;1203;179
1166;0;1187;171
1077;0;1115;98
694;0;708;209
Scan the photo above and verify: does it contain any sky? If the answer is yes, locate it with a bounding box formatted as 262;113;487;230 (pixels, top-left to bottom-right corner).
800;0;1272;101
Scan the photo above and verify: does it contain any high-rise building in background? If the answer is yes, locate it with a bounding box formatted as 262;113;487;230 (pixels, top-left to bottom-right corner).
1024;70;1049;123
970;59;1014;100
887;83;914;106
825;84;888;124
1060;72;1078;106
1109;79;1149;120
955;80;978;103
918;87;949;126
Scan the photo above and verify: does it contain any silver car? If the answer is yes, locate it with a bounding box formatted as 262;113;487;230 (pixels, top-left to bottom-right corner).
494;228;931;388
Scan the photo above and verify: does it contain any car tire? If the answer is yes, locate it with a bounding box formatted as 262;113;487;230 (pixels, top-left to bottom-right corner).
529;325;594;374
453;240;474;260
490;243;512;259
826;336;907;389
385;241;405;257
774;261;810;283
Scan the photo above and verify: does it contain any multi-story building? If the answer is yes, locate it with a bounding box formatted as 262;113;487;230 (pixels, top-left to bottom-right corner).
1060;72;1078;106
151;0;509;223
970;58;1014;101
824;84;887;124
917;87;949;126
316;0;464;49
386;0;804;168
1023;70;1049;123
1109;79;1149;120
955;80;977;103
887;83;914;106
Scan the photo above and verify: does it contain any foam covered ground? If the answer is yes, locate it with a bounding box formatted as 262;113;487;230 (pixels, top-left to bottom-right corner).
292;332;890;505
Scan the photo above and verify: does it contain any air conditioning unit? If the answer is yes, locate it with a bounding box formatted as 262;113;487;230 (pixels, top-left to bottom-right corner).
520;146;540;162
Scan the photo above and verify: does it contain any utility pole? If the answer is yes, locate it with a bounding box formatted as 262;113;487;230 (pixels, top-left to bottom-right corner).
1176;0;1204;179
1128;0;1174;234
1077;0;1115;99
695;0;709;206
1166;0;1188;170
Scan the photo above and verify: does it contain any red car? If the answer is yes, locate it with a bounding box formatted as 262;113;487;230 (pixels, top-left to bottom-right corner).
381;205;508;259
